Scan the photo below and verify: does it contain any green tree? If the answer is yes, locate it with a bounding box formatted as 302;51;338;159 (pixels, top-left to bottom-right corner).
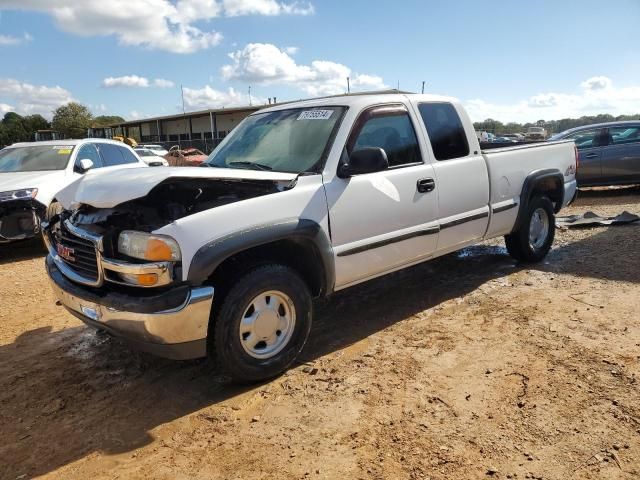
22;114;50;133
0;112;28;145
93;115;125;127
52;102;93;139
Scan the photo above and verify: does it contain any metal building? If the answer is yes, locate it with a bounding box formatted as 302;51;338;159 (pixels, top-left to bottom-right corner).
90;105;262;154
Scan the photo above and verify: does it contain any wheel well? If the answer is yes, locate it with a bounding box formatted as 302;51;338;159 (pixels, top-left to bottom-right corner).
530;175;563;212
207;238;327;302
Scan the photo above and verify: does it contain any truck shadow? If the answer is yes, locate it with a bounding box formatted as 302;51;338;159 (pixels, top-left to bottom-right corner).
538;225;640;284
2;225;638;478
1;247;516;479
0;237;46;265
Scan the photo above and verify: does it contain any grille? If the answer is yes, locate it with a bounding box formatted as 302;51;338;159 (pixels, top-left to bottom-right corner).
54;222;100;282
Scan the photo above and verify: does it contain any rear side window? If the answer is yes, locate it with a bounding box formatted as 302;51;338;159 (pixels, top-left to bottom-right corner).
609;126;640;146
418;103;470;161
349;106;421;168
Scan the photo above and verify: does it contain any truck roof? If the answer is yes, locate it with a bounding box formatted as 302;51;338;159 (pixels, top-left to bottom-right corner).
255;92;460;114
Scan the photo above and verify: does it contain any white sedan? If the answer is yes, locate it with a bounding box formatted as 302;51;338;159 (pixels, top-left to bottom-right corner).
0;139;147;243
138;144;169;157
134;148;169;167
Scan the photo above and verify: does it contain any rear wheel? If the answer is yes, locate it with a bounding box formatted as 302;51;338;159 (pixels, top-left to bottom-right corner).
505;196;555;263
209;264;312;383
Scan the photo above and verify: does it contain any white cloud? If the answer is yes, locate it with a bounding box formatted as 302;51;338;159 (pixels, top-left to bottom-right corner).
102;75;150;88
222;0;313;16
129;110;144;120
0;32;32;46
222;43;386;96
0;0;313;53
0;78;74;117
154;78;175;88
284;46;298;55
182;85;259;110
92;103;107;113
0;103;15;115
102;76;175;88
465;76;640;123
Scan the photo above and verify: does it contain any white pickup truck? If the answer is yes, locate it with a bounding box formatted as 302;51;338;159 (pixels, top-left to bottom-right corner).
44;93;578;382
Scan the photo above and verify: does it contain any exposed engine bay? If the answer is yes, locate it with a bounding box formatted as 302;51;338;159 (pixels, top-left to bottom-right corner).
65;176;292;243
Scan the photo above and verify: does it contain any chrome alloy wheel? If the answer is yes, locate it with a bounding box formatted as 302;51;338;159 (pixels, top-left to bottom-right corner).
529;207;550;250
239;290;296;359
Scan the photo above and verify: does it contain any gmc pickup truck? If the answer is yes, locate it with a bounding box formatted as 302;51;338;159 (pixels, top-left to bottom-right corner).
44;93;578;382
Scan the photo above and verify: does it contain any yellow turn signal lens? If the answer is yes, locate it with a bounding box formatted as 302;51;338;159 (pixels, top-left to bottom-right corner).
136;273;159;286
120;272;158;286
145;238;174;261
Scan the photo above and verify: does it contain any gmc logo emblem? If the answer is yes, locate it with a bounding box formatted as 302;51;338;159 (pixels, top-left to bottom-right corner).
57;244;75;262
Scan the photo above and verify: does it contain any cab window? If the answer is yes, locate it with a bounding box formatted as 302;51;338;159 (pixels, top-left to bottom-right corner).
418;102;470;161
348;105;422;168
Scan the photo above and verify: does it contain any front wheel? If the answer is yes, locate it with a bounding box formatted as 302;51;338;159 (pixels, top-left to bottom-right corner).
505;196;555;263
210;264;312;383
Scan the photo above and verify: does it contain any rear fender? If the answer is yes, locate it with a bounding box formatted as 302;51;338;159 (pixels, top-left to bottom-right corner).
512;169;563;233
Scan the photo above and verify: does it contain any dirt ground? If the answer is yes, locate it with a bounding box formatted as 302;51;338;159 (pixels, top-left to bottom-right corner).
1;188;639;480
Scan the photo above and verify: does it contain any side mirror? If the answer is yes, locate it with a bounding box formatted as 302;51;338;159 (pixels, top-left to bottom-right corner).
338;147;389;178
76;158;94;173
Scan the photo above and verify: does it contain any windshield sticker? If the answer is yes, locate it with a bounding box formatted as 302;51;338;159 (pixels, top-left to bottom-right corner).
297;110;334;121
56;149;72;154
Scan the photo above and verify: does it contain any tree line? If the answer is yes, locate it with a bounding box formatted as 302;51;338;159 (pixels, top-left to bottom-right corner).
0;102;124;147
473;113;640;135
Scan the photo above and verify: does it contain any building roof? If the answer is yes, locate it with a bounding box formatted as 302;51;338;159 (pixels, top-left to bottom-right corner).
109;105;263;127
108;90;417;127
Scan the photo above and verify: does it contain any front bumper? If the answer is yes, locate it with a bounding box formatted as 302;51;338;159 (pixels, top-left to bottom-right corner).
47;256;214;360
0;203;42;243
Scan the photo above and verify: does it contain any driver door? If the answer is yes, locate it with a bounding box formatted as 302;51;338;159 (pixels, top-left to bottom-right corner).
324;104;439;289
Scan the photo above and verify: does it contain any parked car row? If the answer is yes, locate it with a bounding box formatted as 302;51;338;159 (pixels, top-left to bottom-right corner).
475;131;527;144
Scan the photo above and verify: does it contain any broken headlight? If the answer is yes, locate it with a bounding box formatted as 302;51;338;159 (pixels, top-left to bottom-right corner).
0;188;38;202
117;231;181;262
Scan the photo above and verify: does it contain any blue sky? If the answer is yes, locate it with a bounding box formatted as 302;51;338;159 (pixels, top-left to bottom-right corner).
0;0;639;123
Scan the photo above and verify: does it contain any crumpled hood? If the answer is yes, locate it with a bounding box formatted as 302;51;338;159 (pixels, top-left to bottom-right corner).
0;170;68;206
56;166;298;209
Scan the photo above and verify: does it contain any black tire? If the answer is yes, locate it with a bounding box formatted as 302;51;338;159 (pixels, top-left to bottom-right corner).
209;264;312;383
505;195;555;263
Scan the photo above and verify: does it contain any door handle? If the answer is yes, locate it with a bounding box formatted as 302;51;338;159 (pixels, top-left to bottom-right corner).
585;153;599;159
417;178;435;193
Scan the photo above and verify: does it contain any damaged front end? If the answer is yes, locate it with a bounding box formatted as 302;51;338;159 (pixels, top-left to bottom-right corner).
0;195;45;243
45;175;291;290
44;174;292;359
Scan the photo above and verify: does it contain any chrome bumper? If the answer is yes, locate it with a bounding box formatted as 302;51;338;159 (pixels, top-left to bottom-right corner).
47;257;214;359
43;219;174;288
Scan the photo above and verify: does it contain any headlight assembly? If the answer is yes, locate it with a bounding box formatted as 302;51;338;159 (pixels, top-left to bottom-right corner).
0;188;38;202
117;231;181;262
